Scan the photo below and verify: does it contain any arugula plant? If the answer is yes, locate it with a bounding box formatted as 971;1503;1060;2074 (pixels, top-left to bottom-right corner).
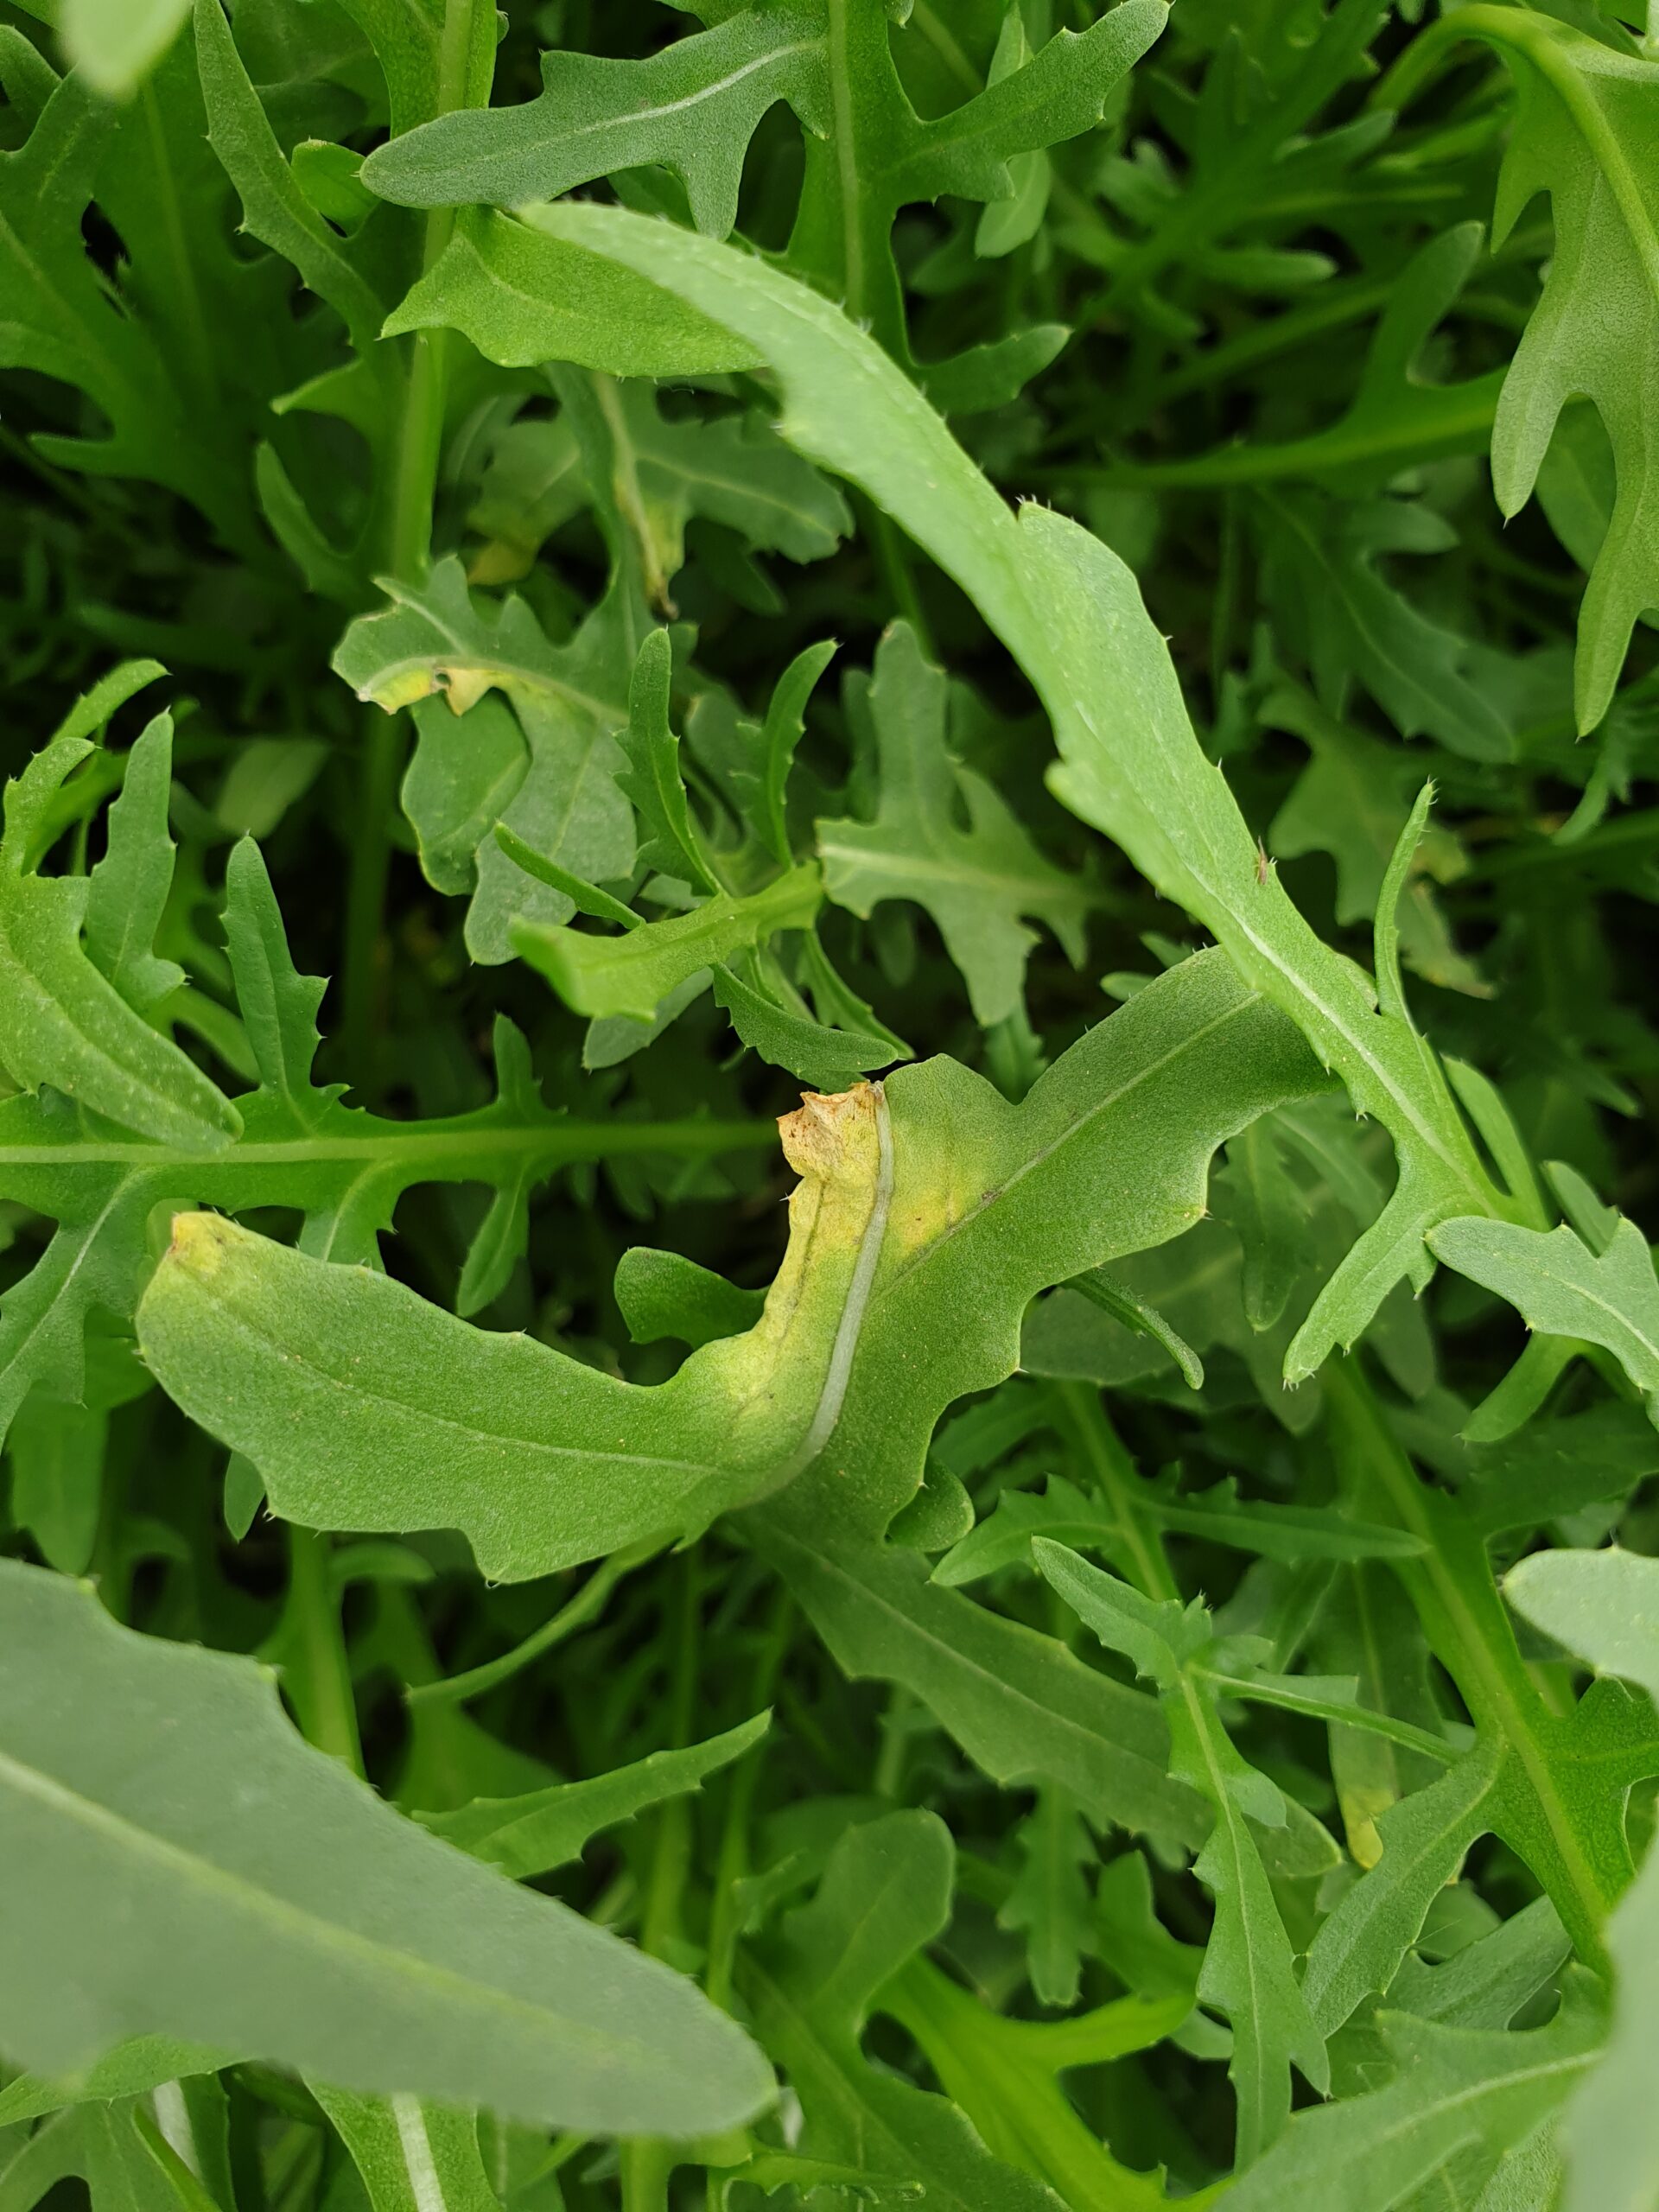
4;2;1659;2208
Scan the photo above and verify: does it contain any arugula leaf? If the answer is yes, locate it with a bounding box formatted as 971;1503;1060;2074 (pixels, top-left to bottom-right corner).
818;622;1092;1026
0;40;248;538
468;384;849;592
515;865;823;1025
364;0;1167;364
1382;10;1659;730
364;7;834;240
1218;1980;1605;2210
137;948;1321;1573
417;1711;771;1878
60;0;190;99
0;727;240;1153
742;1809;1062;2209
308;2091;499;2212
1036;1540;1328;2163
335;556;638;963
1109;225;1505;495
470;195;1533;1380
383;207;768;379
997;1787;1095;2010
0;1557;772;2133
1504;1548;1659;2212
1431;1214;1659;1417
15;1;1659;2195
0;745;769;1439
752;1516;1206;1847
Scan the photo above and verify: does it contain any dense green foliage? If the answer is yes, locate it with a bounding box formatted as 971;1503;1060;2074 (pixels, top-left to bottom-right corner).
3;0;1659;2206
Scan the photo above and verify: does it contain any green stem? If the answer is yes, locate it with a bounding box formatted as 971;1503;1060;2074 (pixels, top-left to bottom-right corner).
623;1549;703;2212
347;0;494;1094
874;1683;916;1799
1035;374;1503;493
705;1587;791;2018
1055;1381;1176;1601
282;1527;364;1775
340;708;401;1097
851;488;934;657
1322;1358;1619;1964
0;1113;777;1176
705;1593;792;2207
405;1541;653;1708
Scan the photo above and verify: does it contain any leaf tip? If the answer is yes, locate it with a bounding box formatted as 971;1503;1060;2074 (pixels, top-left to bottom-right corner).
165;1210;239;1278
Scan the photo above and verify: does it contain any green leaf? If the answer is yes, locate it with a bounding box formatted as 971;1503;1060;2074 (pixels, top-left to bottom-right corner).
329;0;493;139
741;1810;1060;2211
514;865;823;1025
615;627;720;892
997;1787;1093;2010
308;2092;499;2212
1459;1402;1659;1540
1257;490;1515;765
1302;1742;1505;2038
1315;1561;1446;1869
364;6;833;238
935;1473;1421;1589
137;1081;895;1575
1429;1215;1659;1415
818;623;1091;1027
137;949;1322;1575
710;954;905;1092
82;715;187;1020
416;1712;770;1878
878;1952;1186;2210
0;760;766;1440
1110;226;1504;494
0;53;244;532
193;0;388;359
0;733;240;1152
0;1558;772;2133
1386;1895;1573;2035
1384;11;1659;729
614;1246;767;1350
60;0;189;98
1504;1547;1659;2212
1035;1541;1328;2163
1265;686;1486;1001
751;1517;1205;1851
6;1391;108;1574
482;196;1525;1382
221;838;334;1128
469;387;849;597
1217;1983;1605;2211
384;207;765;379
334;559;636;964
365;0;1166;361
1062;1266;1205;1389
758;639;839;865
0;2037;225;2126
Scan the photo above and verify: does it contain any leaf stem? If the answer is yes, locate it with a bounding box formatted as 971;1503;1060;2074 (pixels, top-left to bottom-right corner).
1054;1380;1178;1601
623;1548;704;2212
1322;1357;1618;1964
347;0;495;1095
281;1527;364;1775
340;708;402;1097
405;1541;653;1708
0;1112;778;1176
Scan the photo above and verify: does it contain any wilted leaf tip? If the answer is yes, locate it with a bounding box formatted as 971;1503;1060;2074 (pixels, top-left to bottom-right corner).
778;1081;885;1189
166;1211;238;1276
